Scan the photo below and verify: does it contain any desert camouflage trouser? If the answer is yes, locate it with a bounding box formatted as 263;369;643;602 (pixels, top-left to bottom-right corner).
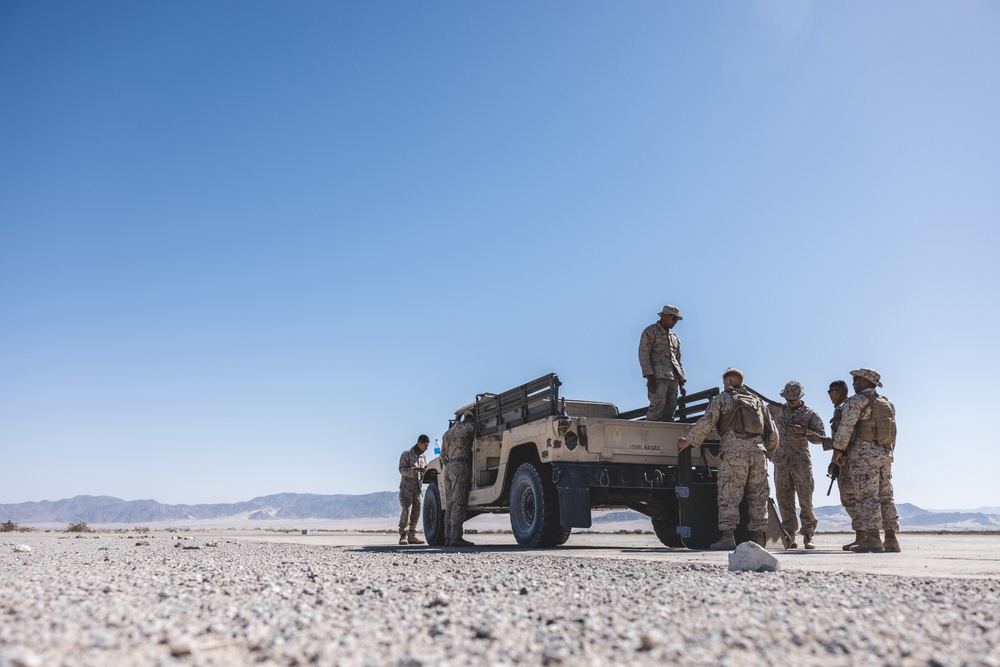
717;450;769;532
838;450;862;531
773;456;817;537
398;482;422;536
646;377;679;422
850;441;900;532
442;461;472;541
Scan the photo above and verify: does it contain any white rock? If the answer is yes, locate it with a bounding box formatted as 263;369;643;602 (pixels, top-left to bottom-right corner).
13;545;31;553
0;646;43;667
728;541;780;572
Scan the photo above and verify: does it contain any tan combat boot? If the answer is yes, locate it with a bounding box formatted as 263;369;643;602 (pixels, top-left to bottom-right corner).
752;531;767;548
842;530;864;551
852;530;885;553
398;534;408;546
407;533;424;545
710;530;736;551
882;530;901;553
803;534;815;550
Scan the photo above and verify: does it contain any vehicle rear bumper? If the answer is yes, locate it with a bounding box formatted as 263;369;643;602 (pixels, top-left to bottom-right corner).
552;462;683;528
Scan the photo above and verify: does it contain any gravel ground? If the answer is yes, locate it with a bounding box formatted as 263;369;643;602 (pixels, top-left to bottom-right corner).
2;534;999;667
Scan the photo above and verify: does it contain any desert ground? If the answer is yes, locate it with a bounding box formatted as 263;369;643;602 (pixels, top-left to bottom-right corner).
2;531;999;666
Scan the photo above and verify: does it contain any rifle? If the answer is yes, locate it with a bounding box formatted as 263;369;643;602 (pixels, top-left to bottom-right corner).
826;463;840;496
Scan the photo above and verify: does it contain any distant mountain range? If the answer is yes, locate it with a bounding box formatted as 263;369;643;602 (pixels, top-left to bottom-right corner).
597;503;1000;532
1;494;998;531
814;503;1000;531
0;493;398;525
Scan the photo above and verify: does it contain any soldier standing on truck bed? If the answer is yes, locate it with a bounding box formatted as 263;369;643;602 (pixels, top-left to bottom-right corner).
638;305;687;421
770;381;826;550
831;368;901;553
441;410;476;548
677;368;778;550
397;435;429;545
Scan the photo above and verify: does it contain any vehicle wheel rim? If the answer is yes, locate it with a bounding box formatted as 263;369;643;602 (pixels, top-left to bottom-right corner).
518;486;536;527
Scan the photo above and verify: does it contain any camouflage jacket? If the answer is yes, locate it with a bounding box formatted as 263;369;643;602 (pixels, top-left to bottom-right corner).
832;388;878;452
398;445;427;489
441;420;475;465
638;322;686;382
820;399;846;449
687;387;778;457
770;403;825;464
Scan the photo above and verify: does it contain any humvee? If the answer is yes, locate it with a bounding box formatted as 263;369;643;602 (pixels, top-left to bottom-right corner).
421;373;775;549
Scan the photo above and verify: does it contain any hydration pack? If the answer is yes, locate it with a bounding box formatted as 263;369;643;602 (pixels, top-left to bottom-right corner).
718;388;765;436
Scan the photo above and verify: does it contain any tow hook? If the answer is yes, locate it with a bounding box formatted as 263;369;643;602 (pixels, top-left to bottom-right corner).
644;469;665;488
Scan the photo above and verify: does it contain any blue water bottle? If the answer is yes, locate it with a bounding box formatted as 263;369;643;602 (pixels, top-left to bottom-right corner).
433;439;441;456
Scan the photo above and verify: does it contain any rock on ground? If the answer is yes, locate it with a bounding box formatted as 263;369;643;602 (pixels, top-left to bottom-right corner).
728;541;781;572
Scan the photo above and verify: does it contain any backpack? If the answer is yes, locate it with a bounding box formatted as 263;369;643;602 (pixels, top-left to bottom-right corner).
718;388;765;437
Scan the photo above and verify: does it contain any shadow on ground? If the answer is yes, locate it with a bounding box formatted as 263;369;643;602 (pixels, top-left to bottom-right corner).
354;545;708;554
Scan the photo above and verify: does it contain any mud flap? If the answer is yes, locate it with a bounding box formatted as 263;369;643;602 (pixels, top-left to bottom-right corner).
676;447;721;549
557;486;592;528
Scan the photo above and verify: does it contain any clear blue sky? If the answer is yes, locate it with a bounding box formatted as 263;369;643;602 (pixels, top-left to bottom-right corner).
2;1;998;511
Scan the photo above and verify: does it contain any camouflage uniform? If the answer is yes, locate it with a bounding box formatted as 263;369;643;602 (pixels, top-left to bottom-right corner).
770;402;825;538
638;322;686;421
821;399;861;531
441;419;475;541
686;387;778;531
398;444;427;538
832;388;899;533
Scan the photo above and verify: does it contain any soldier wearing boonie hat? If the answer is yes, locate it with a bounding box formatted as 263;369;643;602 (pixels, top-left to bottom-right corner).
831;368;900;554
638;305;687;422
770;381;826;550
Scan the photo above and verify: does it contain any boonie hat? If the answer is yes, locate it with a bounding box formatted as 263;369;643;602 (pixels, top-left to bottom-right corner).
780;381;805;401
658;305;683;320
850;368;883;388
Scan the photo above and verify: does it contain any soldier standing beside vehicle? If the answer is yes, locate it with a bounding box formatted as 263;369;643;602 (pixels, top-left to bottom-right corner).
677;368;778;550
831;368;900;553
813;380;865;550
441;410;476;547
638;305;687;421
770;381;826;550
397;435;429;545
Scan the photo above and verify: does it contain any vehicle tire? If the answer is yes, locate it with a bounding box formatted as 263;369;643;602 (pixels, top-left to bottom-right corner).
422;482;446;546
555;527;572;546
651;517;684;548
509;462;565;548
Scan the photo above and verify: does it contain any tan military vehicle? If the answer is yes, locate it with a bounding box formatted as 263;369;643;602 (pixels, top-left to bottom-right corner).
422;373;766;549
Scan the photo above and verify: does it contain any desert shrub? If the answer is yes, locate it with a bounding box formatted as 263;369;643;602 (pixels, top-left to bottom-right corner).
66;522;91;533
1;520;17;532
